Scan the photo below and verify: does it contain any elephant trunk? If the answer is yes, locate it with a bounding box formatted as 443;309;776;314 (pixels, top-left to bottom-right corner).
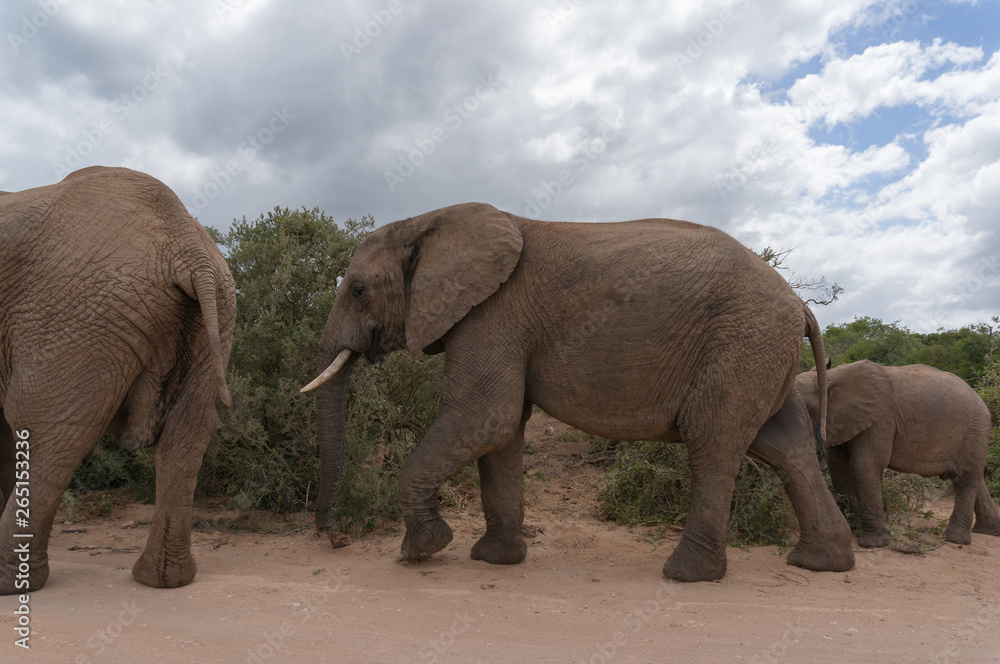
313;349;357;532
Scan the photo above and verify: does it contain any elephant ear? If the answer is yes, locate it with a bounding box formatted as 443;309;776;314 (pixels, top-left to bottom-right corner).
400;203;523;351
826;360;893;445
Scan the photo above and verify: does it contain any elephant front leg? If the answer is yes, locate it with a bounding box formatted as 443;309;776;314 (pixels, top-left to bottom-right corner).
396;416;466;562
470;402;532;565
850;458;891;548
398;400;525;563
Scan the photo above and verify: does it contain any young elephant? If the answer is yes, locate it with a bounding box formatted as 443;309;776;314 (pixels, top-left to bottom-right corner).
797;360;1000;547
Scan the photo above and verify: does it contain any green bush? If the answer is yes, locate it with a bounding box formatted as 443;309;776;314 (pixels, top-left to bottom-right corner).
987;428;1000;500
598;441;796;546
68;436;155;505
333;352;444;534
198;207;369;512
975;319;1000;499
203;207;445;533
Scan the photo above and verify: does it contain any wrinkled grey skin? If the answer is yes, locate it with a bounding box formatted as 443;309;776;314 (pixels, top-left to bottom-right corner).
0;167;235;593
308;203;854;582
797;360;1000;547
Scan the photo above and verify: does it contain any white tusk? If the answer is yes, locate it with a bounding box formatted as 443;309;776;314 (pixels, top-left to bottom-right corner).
300;349;353;392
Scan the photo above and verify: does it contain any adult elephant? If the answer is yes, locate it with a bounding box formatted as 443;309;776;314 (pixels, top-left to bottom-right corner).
0;166;235;593
302;203;854;582
797;360;999;547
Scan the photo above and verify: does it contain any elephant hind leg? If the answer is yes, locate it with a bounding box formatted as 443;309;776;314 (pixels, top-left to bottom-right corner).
971;477;1000;537
470;401;533;565
0;414;108;594
748;424;854;572
943;470;978;545
131;375;219;589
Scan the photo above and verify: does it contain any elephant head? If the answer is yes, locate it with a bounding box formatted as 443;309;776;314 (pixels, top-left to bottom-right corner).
796;359;894;446
301;203;523;531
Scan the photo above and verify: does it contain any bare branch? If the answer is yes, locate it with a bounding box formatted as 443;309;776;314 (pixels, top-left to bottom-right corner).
755;245;842;305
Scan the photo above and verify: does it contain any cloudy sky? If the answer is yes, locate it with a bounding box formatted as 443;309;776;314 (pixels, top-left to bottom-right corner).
2;0;997;332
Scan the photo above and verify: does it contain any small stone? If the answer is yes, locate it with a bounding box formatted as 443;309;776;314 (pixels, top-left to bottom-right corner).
329;532;351;549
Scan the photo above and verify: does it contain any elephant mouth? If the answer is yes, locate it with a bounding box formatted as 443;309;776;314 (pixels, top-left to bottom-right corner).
365;349;388;364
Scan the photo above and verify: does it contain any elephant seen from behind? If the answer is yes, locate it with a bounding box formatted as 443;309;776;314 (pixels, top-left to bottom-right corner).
795;360;1000;547
0;167;236;593
302;202;855;582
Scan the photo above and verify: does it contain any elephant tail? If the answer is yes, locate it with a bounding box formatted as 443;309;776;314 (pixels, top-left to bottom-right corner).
191;265;234;408
804;304;827;446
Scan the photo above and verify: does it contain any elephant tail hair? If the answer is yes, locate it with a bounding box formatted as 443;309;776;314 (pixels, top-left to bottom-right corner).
804;304;827;447
191;265;234;409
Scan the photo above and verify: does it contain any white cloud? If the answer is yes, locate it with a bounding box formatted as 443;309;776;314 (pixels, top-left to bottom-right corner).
0;0;996;331
788;39;992;126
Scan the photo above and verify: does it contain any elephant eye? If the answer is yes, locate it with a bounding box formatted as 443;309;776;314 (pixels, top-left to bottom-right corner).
351;283;366;301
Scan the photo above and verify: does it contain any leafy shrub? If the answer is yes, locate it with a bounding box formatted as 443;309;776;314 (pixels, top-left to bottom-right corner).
66;437;155;510
598;441;796;546
333;352;444;533
198;207;368;512
203;208;445;534
975;319;1000;499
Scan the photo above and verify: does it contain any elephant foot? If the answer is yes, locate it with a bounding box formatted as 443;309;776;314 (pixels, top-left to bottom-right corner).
786;539;855;573
400;517;453;562
662;540;726;582
132;550;197;588
470;532;527;565
857;529;891;549
943;522;973;546
0;557;49;595
972;521;1000;537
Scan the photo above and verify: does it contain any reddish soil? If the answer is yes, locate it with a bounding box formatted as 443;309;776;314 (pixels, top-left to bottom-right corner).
2;413;999;663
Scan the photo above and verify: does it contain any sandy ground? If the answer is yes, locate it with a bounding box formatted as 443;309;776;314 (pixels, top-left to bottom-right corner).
3;413;1000;664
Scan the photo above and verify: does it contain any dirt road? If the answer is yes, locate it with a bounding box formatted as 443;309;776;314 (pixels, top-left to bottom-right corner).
3;415;999;663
